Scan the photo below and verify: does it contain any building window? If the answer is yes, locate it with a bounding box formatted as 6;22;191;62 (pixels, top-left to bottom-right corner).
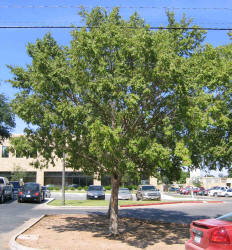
44;171;93;187
2;146;9;158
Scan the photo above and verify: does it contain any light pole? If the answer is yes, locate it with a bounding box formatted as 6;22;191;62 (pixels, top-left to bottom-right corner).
62;151;65;206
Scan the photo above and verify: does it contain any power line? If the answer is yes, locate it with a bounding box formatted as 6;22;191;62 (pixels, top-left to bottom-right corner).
0;5;232;11
0;26;231;30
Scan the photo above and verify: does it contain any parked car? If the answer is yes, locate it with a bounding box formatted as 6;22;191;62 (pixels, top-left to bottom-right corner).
86;185;105;200
136;185;161;201
169;187;179;192
191;187;205;195
18;182;45;203
203;188;212;196
218;188;232;197
118;188;132;200
0;177;14;203
42;186;51;198
208;186;229;197
9;181;21;196
195;187;205;196
180;187;192;195
185;212;232;249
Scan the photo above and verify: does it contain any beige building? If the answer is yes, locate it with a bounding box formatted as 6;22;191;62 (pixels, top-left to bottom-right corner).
0;136;157;187
186;177;232;188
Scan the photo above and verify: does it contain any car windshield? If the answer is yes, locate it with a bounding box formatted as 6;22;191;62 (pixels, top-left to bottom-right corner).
23;183;39;191
119;188;130;193
217;212;232;222
10;182;20;188
142;186;156;191
88;186;103;191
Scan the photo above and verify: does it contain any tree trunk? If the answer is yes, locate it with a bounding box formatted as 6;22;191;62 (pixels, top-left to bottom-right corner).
109;173;120;235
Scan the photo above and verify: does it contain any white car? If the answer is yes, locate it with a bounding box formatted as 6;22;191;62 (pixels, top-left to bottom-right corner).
218;188;232;197
208;186;229;197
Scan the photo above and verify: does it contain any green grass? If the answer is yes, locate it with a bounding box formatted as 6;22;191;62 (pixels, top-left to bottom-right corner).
48;199;163;206
50;190;137;194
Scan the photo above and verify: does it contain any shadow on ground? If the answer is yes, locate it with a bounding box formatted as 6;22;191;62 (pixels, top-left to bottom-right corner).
49;211;196;249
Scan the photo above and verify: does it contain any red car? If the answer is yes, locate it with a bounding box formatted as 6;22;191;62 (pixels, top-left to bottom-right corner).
185;212;232;249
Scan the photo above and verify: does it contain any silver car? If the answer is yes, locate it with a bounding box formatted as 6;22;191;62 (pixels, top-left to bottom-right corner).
42;186;51;198
136;185;161;201
118;188;132;200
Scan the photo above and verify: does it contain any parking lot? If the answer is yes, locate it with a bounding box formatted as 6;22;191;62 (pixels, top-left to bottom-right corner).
1;192;232;250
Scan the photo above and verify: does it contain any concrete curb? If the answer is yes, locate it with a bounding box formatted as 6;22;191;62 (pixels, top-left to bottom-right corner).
9;215;45;250
120;200;224;207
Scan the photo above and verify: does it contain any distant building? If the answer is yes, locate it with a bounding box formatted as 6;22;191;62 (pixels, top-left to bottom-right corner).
0;135;157;187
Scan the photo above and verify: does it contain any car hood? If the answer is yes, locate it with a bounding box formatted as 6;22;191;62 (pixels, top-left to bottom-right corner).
142;190;160;194
118;193;131;196
87;190;104;195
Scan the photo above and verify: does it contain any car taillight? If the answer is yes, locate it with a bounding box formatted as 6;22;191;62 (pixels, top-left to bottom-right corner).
210;227;230;244
19;191;23;195
35;192;39;196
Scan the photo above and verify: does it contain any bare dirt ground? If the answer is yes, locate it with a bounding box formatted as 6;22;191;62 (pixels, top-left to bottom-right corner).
16;214;190;250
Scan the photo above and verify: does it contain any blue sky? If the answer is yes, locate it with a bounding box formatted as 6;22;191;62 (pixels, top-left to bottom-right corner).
0;0;231;134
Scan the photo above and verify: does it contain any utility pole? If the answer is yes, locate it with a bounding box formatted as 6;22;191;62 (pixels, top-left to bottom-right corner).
61;121;66;206
61;151;65;205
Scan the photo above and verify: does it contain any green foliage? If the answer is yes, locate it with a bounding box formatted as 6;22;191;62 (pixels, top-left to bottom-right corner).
70;187;75;190
126;185;137;190
10;166;27;181
177;170;190;184
77;186;83;190
191;178;202;187
104;185;111;190
84;186;88;191
7;7;232;233
54;186;60;191
0;94;15;142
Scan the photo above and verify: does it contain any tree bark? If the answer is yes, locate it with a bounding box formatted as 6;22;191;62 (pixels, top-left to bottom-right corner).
109;173;120;235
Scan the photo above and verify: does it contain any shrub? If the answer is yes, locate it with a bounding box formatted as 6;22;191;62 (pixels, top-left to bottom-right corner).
84;186;88;191
104;185;111;190
54;186;60;191
64;186;68;190
78;186;82;190
48;187;54;191
70;187;75;191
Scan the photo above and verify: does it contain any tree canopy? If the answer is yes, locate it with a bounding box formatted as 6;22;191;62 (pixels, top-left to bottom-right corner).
0;94;15;142
8;7;232;234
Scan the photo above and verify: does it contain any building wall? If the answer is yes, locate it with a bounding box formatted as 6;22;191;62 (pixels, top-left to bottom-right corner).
0;136;157;187
186;177;232;188
0;136;96;186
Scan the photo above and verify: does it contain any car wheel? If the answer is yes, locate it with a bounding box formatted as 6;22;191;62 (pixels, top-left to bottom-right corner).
17;198;21;203
0;193;4;203
225;194;229;197
37;196;41;203
214;193;218;197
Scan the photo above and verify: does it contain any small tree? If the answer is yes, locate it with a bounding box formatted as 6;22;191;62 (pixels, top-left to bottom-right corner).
10;166;27;181
191;177;202;187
